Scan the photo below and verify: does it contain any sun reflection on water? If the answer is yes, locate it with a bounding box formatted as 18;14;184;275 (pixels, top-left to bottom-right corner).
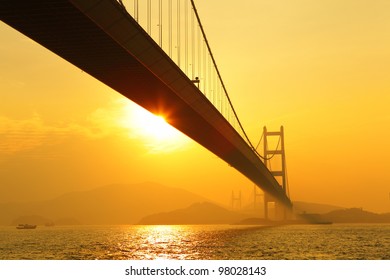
116;224;283;260
132;225;202;260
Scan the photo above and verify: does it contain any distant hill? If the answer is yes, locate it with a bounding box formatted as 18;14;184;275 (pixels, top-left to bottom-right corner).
292;201;344;214
138;202;250;225
322;208;390;223
10;215;81;226
2;183;388;225
0;182;207;225
240;200;344;217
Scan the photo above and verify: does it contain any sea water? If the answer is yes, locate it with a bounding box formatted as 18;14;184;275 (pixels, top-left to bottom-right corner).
0;224;389;260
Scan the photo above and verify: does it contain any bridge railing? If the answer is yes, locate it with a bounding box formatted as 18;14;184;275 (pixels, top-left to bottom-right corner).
117;0;262;158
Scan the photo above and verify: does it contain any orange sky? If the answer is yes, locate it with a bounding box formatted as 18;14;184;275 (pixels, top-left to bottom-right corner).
1;0;390;213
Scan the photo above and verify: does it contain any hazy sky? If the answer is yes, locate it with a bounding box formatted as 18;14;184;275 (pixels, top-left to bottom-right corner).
1;0;390;212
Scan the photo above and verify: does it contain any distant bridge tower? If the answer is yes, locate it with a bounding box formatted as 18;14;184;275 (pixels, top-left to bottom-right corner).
231;190;242;210
263;126;288;220
253;185;264;211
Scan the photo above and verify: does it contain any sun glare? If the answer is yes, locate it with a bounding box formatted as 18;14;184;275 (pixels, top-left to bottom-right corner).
120;101;188;152
138;114;177;141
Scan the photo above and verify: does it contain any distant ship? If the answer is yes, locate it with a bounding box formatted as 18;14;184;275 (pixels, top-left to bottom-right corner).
16;224;37;229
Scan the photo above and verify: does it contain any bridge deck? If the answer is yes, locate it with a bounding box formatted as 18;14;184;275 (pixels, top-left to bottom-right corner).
0;0;291;207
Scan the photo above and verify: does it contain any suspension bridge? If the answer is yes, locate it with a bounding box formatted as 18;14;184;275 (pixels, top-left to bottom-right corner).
0;0;292;214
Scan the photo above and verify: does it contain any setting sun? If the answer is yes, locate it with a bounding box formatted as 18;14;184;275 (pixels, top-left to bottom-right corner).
134;113;176;141
120;101;189;153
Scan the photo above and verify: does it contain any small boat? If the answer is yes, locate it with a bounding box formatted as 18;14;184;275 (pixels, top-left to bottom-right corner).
16;224;37;229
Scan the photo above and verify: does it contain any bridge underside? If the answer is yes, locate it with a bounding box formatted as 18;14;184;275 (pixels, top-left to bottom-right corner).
0;0;291;207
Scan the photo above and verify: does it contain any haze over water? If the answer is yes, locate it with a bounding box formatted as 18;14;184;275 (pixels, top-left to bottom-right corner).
1;224;389;260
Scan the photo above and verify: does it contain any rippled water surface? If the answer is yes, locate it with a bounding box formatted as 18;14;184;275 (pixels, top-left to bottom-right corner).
1;224;389;260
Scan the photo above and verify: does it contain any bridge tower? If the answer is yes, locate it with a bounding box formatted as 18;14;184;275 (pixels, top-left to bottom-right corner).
263;126;288;220
231;190;242;210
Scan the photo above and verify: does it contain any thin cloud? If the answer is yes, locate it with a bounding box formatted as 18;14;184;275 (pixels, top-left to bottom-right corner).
0;97;190;155
0;113;101;155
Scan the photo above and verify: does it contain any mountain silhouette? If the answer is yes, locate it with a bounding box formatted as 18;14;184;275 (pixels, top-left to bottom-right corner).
0;182;207;225
138;202;250;225
322;208;390;223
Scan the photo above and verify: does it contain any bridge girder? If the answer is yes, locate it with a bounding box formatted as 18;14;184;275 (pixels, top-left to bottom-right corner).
0;0;291;207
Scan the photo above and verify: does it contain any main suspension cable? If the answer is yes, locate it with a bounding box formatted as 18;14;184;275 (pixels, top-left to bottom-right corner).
189;0;266;161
